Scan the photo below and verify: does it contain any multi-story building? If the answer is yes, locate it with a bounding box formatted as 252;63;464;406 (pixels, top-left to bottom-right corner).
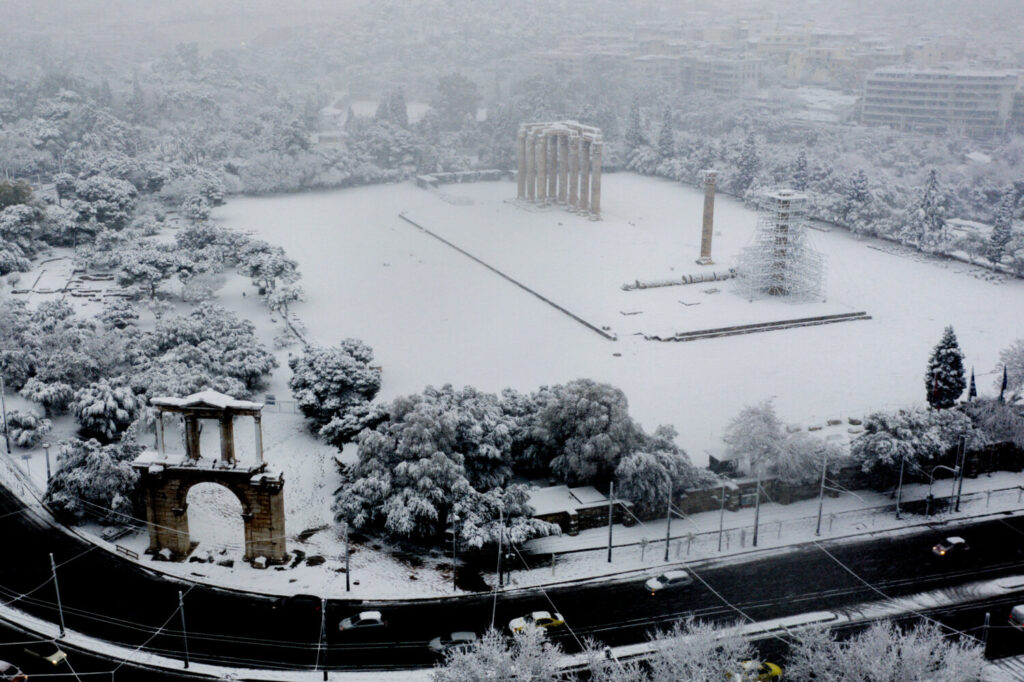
686;55;762;97
861;67;1017;138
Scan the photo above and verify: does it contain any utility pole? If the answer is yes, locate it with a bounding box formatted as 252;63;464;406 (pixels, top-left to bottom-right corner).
663;492;672;562
717;480;727;552
497;508;504;588
752;471;762;547
178;591;189;669
954;434;967;512
50;554;66;637
983;611;991;657
451;514;459;593
815;450;829;536
344;523;350;593
896;456;906;520
320;597;328;681
606;482;615;563
44;443;51;482
0;372;10;454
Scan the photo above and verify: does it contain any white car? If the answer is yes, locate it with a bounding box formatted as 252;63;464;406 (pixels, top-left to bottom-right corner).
0;660;26;682
1009;605;1024;630
645;569;693;594
428;631;478;655
508;610;565;633
338;610;386;631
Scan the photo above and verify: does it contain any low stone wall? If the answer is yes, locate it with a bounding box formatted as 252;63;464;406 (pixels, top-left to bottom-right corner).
416;169;509;188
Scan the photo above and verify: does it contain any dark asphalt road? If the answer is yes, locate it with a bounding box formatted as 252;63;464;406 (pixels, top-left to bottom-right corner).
6;483;1024;673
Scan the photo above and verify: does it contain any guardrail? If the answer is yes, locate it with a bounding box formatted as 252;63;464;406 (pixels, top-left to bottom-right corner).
115;544;139;560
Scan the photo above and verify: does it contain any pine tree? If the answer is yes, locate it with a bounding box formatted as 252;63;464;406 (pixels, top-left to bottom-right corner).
792;150;808;191
388;87;409;129
732;133;760;195
624;95;644;151
987;190;1014;266
926;325;966;409
657;106;674;159
902;169;947;251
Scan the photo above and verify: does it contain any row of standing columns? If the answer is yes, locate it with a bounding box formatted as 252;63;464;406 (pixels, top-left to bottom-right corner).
516;126;602;219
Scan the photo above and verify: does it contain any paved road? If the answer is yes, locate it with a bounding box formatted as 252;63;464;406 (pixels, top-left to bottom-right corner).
5;483;1024;672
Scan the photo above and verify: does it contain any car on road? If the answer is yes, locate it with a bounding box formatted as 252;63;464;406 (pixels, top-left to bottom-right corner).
1009;605;1024;630
645;569;693;595
932;536;969;557
275;593;322;613
508;610;565;634
22;642;68;668
731;660;783;681
0;660;27;682
338;610;387;631
428;631;478;655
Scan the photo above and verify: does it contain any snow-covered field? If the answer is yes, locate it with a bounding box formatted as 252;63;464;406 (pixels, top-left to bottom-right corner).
214;173;1023;461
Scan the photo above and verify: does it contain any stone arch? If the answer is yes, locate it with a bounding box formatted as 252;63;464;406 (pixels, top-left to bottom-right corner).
183;481;248;555
133;390;287;565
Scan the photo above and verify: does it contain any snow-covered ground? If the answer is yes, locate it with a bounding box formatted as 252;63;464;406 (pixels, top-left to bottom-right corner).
214;173;1023;461
4;172;1023;601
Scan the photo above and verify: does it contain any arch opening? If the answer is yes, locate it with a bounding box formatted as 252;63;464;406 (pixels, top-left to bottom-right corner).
185;482;245;560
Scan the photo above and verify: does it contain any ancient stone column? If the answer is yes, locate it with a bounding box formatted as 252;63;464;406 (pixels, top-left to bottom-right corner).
547;133;557;200
697;169;718;265
558;135;568;203
536;133;547;203
517;128;527;199
589;140;602;219
220;415;235;463
185;415;201;459
579;139;591;212
568;135;579;209
526;130;537;200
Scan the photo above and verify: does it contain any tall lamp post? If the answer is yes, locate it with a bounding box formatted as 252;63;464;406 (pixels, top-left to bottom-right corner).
0;372;11;454
895;455;907;520
926;465;959;515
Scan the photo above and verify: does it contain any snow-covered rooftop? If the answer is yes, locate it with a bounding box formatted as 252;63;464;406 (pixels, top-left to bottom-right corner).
528;485;609;516
151;389;263;411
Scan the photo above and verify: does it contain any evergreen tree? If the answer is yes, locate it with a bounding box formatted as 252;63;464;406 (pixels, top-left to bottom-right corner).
388;87;409;129
842;169;871;228
791;150;808;191
987;190;1014;266
901;169;947;251
926;325;966;409
732;133;759;195
624;95;644;151
656;106;674;159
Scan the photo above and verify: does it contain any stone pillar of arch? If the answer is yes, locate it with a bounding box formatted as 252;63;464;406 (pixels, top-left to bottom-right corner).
517;128;527;199
590;141;603;219
579;139;591;212
557;135;568;203
568;135;580;209
535;134;547;203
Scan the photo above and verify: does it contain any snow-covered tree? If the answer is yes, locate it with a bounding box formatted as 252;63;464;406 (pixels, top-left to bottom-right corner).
656;107;674;160
722;400;784;476
288;338;381;439
786;620;984;682
0;409;52;448
71;379;141;442
624;95;644;151
645;618;754;682
926;325;966;409
998;339;1024;401
240;240;299;294
44;437;141;525
615;447;715;516
900;169;948;251
966;398;1024;448
452;484;556;549
535;379;648;487
777;431;845;485
791;150;808;191
731;133;759;195
988;190;1014;265
433;628;560;682
431;73;481;131
20;377;75;415
115;243;192;299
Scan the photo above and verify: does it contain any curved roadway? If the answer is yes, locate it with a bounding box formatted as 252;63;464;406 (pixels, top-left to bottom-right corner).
4;485;1024;672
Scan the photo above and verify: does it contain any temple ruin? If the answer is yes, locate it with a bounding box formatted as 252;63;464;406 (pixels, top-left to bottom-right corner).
516;121;603;219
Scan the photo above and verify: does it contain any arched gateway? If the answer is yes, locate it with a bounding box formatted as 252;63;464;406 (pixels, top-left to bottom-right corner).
132;390;287;565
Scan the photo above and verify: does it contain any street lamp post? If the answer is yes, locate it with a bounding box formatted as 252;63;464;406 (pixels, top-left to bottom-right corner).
752;470;762;547
926;465;959;515
815;450;829;536
895;456;906;520
451;514;459;593
0;372;11;454
663;493;672;563
717;480;727;552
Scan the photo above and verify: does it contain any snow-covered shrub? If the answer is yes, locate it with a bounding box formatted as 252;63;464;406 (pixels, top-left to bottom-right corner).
288;338;381;443
965;399;1024;449
434;628;561;682
1;409;52;448
786;620;983;682
97;298;139;330
998;338;1024;401
181;194;211;222
20;377;75;415
181;272;226;303
71;379;141;442
44;438;141;525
